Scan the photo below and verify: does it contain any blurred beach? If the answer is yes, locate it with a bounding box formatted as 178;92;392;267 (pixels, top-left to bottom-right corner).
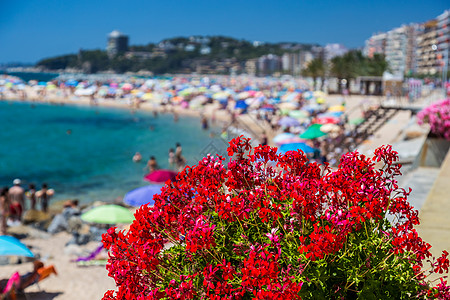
0;73;441;299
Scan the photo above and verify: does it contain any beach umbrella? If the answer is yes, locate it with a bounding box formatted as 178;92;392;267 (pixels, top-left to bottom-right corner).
0;236;34;257
273;132;296;144
316;97;326;104
237;91;251;99
107;88;117;95
278;102;298;110
328;105;345;112
303;104;322;113
303;91;313;99
172;96;184;103
141;93;153;100
349;117;365;125
74;87;96;96
235;100;249;110
123;185;162;207
313;91;326;98
278;142;316;154
81;205;134;224
65;79;78;87
282;92;300;102
276;137;306;145
288;110;309;119
300;124;328;139
318;111;344;118
144;169;177;183
315;116;341;125
320;123;341;133
278;116;300;127
121;83;133;90
260;104;275;111
212;92;229;100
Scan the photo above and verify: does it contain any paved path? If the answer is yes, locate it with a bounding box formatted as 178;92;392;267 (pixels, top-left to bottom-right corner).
398;167;440;211
417;149;450;262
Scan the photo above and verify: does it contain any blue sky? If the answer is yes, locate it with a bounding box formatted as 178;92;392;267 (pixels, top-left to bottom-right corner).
0;0;448;63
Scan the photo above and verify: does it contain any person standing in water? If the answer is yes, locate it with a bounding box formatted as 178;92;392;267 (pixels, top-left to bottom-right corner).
37;183;54;213
0;187;10;235
26;184;37;210
146;156;159;172
168;149;175;169
9;179;25;211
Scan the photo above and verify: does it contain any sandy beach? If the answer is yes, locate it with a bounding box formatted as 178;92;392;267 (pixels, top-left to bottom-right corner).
0;231;116;300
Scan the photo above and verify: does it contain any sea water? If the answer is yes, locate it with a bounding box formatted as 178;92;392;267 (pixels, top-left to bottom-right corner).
0;101;228;204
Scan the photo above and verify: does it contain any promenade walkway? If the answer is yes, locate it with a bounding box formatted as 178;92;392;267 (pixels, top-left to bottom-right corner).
417;149;450;263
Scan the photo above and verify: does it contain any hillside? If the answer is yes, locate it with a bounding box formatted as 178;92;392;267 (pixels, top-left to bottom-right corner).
36;35;318;74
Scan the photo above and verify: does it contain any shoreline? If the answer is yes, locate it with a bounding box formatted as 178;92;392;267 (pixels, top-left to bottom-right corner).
1;93;268;143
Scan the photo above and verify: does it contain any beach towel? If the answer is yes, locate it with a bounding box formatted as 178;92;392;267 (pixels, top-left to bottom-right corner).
1;272;20;294
72;244;104;262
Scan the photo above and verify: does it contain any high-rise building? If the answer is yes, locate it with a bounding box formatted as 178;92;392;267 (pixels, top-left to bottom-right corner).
300;51;314;70
364;32;387;58
405;24;420;75
282;52;300;75
436;10;450;76
258;54;281;75
416;20;439;75
385;25;419;77
107;30;129;56
245;59;258;76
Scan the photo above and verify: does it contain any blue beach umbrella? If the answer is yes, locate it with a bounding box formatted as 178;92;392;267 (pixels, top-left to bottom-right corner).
273;132;295;144
318;111;344;118
65;79;78;87
235;100;249;110
123;185;162;207
0;236;34;257
278;142;316;154
278;116;300;127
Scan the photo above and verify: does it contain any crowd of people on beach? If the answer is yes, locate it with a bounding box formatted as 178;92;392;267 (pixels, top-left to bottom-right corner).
1;73;375;170
0;179;54;235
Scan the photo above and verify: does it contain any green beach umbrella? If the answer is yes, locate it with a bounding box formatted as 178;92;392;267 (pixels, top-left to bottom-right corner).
349;117;365;125
280;108;291;115
289;110;309;119
81;204;134;224
300;124;328;139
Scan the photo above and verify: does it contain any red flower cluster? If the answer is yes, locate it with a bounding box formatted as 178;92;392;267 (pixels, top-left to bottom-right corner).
102;136;449;299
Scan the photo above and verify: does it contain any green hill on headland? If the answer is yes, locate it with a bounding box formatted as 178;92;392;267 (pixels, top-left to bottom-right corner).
36;35;318;75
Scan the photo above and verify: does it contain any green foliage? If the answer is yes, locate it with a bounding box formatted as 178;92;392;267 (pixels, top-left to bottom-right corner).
35;35;315;74
330;50;389;79
37;54;78;70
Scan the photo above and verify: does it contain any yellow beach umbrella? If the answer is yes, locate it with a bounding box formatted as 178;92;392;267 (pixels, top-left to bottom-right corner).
328;105;345;112
212;92;229;100
316;97;326;104
313;91;326;98
141;93;153;100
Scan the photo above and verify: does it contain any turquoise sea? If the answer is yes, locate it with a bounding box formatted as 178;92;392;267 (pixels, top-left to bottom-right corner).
0;101;228;204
